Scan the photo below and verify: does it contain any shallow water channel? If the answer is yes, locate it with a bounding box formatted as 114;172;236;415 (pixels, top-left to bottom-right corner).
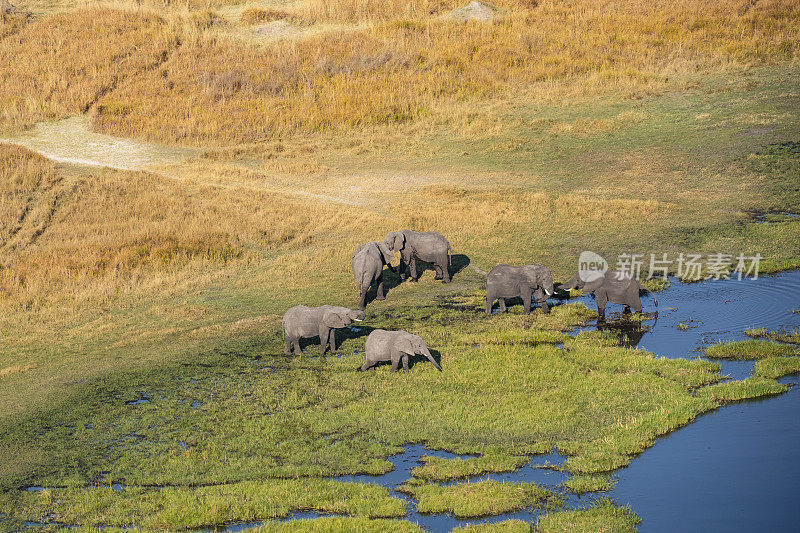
0;116;196;170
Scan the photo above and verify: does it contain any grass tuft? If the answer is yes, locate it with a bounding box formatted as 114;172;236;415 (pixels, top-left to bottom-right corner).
698;376;787;403
705;340;797;360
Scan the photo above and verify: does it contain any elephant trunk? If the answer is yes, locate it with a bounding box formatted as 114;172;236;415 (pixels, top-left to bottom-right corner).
422;347;442;371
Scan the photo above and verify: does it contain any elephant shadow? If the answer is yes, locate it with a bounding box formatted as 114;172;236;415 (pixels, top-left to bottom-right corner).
296;325;375;354
362;267;404;308
596;318;649;348
362;348;444;372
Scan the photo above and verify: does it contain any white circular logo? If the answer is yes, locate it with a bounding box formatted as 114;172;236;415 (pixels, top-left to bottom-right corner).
578;251;608;282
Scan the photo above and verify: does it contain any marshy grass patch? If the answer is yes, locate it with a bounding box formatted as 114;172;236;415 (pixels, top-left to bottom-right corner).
755;357;800;380
452;519;532;532
411;453;529;482
746;327;800;345
1;478;407;529
698;376;788;403
252;516;426;532
398;479;551;518
560;474;616;494
704;340;797;360
536;499;638;533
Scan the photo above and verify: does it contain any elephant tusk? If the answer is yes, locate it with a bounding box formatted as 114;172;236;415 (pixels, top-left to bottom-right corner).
354;318;363;322
545;289;553;296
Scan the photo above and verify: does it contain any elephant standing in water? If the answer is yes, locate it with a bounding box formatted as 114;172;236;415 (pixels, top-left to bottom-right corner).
282;305;365;356
359;329;442;373
486;264;554;315
352;241;395;310
558;270;658;319
385;230;451;283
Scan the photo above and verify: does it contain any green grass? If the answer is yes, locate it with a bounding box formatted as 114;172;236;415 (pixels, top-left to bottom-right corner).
411;453;530;482
698;377;788;403
398;480;551;518
755;357;800;380
746;328;800;345
452;519;532;532
536;499;639;533
560;474;616;494
704;340;797;360
0;479;406;529
252;517;425;532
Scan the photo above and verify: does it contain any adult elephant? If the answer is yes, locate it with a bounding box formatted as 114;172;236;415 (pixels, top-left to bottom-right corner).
358;329;442;373
384;230;451;283
558;270;657;319
352;241;395;310
282;305;365;356
486;264;554;315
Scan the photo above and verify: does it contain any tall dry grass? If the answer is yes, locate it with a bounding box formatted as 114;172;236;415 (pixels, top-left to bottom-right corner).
0;8;176;127
0;144;58;244
84;0;800;144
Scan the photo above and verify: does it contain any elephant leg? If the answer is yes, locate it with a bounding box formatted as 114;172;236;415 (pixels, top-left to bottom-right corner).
402;355;410;373
360;361;374;371
486;290;495;315
498;298;507;313
521;290;532;315
631;298;642;314
409;257;419;281
329;329;337;353
534;289;550;314
284;336;292;356
358;288;368;311
293;339;302;355
439;254;451;283
376;273;386;300
319;327;330;356
541;301;550;314
433;263;443;280
390;358;399;373
595;292;608;320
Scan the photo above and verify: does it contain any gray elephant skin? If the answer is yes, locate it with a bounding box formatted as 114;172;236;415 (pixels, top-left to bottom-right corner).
352;241;395;310
558;270;657;319
385;230;451;283
359;329;442;373
486;263;554;315
283;305;365;356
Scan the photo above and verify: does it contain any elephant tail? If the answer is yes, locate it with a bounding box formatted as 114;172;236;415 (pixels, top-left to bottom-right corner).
447;246;452;267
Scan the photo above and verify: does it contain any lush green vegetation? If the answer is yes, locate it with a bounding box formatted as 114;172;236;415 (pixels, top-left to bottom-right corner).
698;377;788;403
398;479;551;518
560;474;616;494
536;499;639;533
411;453;530;482
704;340;797;360
746;328;800;345
452;520;531;532
755;357;800;380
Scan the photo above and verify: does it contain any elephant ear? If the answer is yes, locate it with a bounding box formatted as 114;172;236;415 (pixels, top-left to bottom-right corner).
322;310;348;329
581;276;605;292
377;242;394;264
396;337;416;356
391;232;405;251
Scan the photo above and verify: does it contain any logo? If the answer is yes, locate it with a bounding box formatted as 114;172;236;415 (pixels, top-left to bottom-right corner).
578;251;608;282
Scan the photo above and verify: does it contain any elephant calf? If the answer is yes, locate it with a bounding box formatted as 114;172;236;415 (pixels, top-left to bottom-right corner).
385;230;452;283
359;329;442;373
283;305;365;356
558;270;658;319
486;263;554;315
352;241;395;310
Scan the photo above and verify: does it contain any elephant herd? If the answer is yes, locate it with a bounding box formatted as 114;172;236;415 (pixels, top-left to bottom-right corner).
283;229;657;373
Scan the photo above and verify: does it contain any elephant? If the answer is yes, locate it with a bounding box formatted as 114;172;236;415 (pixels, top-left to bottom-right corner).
358;329;442;373
486;264;554;315
385;230;451;283
558;270;658;319
352;241;395;310
282;305;365;356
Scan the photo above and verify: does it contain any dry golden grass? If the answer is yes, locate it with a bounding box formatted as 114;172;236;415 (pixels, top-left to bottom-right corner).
0;143;58;244
79;0;800;144
0;8;175;127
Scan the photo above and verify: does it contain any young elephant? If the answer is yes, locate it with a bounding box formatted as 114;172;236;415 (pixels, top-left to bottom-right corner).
486;264;554;315
385;230;451;283
352;241;395;310
359;329;442;373
558;270;658;319
283;305;365;356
